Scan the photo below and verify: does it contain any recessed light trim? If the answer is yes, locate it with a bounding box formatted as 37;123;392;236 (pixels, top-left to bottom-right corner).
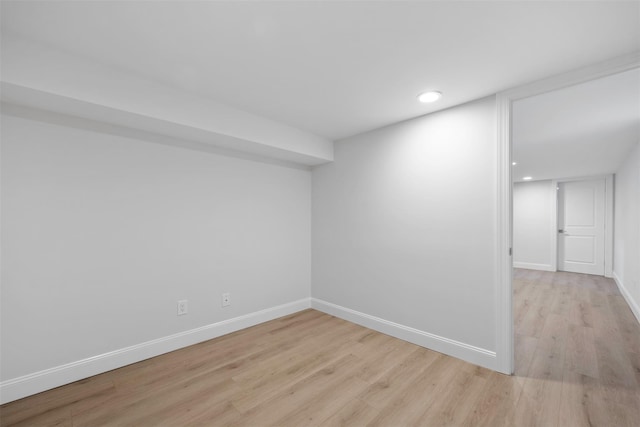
523;176;533;181
417;91;442;103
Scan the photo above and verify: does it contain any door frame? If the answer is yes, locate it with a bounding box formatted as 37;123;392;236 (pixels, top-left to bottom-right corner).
495;52;639;375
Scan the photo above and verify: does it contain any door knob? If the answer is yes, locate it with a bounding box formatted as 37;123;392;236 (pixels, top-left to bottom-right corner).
558;229;565;233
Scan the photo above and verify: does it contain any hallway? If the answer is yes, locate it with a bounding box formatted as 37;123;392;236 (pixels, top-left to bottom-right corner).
513;269;640;425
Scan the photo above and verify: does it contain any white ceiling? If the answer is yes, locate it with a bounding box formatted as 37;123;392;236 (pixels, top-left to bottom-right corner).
513;68;640;182
2;1;639;140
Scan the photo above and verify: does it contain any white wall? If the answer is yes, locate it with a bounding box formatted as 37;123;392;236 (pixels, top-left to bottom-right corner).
513;180;556;271
311;97;498;368
0;109;311;398
614;141;640;322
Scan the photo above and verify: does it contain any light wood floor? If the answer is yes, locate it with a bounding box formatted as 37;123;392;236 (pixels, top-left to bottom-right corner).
1;269;639;426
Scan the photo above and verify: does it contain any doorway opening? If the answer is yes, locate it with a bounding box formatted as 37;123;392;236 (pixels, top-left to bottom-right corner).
495;53;640;375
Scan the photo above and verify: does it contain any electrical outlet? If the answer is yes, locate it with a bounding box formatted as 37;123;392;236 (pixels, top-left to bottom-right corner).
177;299;188;316
222;292;231;307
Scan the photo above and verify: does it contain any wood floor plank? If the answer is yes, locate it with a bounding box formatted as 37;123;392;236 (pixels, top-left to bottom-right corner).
0;406;71;427
73;375;240;426
365;355;464;426
564;324;599;378
461;371;522;427
558;370;610;427
514;333;538;379
515;372;563;426
228;354;366;426
1;269;639;426
318;398;380;427
230;328;361;413
269;370;369;426
0;376;114;426
416;368;487;426
357;347;439;409
351;335;418;384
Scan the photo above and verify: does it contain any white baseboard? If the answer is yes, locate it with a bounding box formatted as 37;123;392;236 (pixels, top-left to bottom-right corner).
310;298;497;371
513;262;555;272
613;272;640;324
0;298;311;405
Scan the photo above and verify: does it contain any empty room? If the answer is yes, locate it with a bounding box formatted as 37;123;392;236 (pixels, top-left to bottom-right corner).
1;1;638;426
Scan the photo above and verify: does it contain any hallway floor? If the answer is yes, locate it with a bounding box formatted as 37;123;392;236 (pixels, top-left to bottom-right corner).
513;268;640;426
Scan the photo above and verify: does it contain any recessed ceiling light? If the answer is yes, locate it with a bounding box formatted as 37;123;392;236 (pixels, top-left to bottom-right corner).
523;176;533;181
512;162;517;166
417;91;442;103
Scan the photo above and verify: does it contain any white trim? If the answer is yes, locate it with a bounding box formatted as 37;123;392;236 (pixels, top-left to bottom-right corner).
498;52;640;101
613;272;640;325
513;262;555;272
495;91;513;374
550;179;559;273
0;298;311;404
604;175;614;278
311;298;497;371
496;51;640;377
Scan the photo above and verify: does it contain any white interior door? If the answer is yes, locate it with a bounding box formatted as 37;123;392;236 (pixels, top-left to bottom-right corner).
557;178;605;275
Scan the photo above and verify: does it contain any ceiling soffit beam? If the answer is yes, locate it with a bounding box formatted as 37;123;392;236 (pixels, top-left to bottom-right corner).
0;35;334;166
